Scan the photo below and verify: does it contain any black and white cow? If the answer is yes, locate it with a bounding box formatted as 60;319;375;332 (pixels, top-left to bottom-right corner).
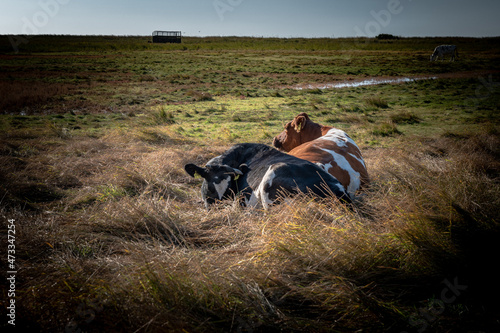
430;45;458;61
185;143;350;209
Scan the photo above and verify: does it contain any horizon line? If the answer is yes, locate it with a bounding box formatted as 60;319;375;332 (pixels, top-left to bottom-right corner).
2;34;500;39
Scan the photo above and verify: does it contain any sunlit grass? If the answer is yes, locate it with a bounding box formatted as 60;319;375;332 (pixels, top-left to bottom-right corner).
1;36;499;332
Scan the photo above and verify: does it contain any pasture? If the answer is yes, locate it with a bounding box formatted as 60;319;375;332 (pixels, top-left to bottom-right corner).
1;36;500;332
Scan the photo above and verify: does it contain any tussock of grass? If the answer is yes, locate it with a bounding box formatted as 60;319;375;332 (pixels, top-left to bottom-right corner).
371;121;401;136
152;107;175;124
364;96;389;108
45;121;72;139
390;111;421;124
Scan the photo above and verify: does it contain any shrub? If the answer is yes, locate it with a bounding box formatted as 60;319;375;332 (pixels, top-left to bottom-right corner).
376;33;400;40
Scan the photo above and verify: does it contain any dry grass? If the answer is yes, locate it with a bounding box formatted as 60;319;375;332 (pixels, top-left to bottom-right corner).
364;96;389;109
2;36;499;332
0;72;133;116
2;127;499;332
0;81;81;114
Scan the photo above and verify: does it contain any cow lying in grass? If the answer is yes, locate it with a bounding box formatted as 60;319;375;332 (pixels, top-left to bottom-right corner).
430;45;458;61
273;113;369;197
185;143;350;209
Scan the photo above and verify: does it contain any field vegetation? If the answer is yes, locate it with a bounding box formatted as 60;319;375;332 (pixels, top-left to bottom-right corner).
1;35;500;332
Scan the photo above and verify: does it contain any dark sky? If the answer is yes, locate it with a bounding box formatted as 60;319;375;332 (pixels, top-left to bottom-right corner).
2;0;500;37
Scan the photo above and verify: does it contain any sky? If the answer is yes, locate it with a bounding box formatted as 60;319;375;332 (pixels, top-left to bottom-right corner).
1;0;500;38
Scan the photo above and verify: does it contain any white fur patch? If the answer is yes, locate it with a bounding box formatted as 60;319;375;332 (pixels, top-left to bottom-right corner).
319;128;359;149
321;162;333;173
319;148;360;197
214;176;231;199
246;192;259;207
348;152;366;168
251;166;277;210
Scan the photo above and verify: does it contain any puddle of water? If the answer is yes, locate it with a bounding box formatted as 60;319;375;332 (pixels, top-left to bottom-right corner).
292;76;438;90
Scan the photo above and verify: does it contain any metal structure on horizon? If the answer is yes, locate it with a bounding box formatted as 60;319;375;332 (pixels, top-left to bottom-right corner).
152;31;182;43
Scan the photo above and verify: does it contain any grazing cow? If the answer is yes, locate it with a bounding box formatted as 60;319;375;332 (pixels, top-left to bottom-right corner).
273;113;369;197
185;143;350;209
430;45;458;61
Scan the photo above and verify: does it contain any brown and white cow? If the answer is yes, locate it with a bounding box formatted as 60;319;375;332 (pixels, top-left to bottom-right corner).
273;113;369;197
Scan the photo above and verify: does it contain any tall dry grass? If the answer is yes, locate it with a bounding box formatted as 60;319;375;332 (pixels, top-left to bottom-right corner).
2;130;499;332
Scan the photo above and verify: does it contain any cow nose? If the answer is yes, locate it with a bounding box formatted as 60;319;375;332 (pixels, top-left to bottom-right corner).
272;137;281;148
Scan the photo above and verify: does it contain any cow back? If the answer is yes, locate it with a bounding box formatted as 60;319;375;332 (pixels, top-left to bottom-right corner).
289;128;369;196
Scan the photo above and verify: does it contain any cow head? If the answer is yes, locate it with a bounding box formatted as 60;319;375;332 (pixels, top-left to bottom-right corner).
185;163;246;208
273;113;320;152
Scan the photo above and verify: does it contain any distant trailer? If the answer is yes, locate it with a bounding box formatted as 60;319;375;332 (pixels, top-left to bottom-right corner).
152;31;182;43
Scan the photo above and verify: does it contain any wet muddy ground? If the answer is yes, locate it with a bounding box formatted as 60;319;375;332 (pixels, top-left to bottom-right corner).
288;70;500;90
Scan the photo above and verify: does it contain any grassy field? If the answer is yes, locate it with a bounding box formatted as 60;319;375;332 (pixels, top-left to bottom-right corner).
1;35;500;332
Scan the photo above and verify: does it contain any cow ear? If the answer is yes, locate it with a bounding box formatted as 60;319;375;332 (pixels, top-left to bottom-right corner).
238;164;250;174
185;164;207;179
293;114;309;133
232;168;243;176
224;166;244;180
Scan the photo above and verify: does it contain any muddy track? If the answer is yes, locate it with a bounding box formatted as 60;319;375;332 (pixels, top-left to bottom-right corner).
287;70;500;90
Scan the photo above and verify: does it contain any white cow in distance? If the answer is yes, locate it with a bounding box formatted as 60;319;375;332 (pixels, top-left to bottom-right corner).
430;45;458;61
